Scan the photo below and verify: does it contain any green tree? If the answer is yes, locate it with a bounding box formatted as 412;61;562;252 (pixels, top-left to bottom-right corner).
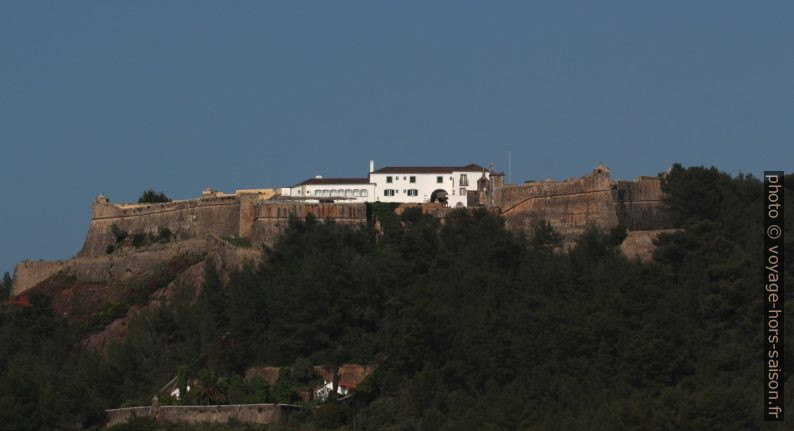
0;272;11;300
137;188;171;203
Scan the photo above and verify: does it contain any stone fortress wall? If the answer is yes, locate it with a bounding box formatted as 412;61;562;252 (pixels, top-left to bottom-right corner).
80;195;242;257
10;164;670;296
79;194;368;259
104;403;297;428
494;164;668;243
12;193;367;296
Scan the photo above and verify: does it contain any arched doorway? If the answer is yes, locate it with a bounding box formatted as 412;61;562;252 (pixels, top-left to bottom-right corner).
430;189;448;205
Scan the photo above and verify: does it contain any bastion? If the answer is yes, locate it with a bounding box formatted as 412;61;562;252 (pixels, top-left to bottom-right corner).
494;164;669;243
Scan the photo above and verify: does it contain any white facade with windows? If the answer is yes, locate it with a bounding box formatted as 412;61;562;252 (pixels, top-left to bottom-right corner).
289;162;489;207
369;164;487;207
290;178;375;203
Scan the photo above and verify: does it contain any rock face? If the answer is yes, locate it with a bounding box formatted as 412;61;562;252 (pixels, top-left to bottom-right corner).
12;238;246;297
619;229;680;262
78;237;260;352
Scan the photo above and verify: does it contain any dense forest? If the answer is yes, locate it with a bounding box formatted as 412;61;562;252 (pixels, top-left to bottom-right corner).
0;165;792;430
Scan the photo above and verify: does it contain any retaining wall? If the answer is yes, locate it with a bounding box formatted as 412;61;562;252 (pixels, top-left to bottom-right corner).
104;403;297;427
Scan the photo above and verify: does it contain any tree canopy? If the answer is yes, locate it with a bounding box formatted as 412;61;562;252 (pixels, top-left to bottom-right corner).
137;189;171;204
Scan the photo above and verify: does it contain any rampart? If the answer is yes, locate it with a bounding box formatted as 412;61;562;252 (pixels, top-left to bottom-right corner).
80;195;242;257
80;195;367;258
248;200;367;244
12;194;367;296
495;165;667;242
612;176;668;230
104;403;298;428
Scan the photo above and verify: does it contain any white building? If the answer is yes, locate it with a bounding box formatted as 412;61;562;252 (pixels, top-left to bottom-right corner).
289;177;375;202
369;163;487;207
313;380;353;402
289;161;489;207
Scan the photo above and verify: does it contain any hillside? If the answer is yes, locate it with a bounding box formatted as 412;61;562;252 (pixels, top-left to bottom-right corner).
0;165;791;430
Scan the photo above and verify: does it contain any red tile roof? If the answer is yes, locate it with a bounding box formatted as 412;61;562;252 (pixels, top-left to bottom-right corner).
8;294;31;307
292;178;372;187
372;163;485;174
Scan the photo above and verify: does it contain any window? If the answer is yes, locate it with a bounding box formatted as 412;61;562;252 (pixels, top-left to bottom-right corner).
460;187;467;196
460;174;468;186
361;190;368;197
384;189;395;196
353;189;360;197
410;176;416;183
437;176;443;183
345;189;353;197
387;176;393;183
314;190;320;196
407;189;418;196
323;190;330;196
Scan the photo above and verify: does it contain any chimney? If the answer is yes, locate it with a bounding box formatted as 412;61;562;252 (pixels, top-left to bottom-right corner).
369;160;375;173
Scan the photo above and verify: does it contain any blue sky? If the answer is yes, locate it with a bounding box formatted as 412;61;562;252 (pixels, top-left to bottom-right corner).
1;1;792;274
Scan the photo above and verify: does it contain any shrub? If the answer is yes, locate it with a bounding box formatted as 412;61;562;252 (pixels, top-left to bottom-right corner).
132;233;147;248
314;403;352;429
137;189;171;204
105;244;115;254
222;236;252;248
0;272;11;301
609;223;628;246
532;219;560;248
111;224;128;243
157;226;172;242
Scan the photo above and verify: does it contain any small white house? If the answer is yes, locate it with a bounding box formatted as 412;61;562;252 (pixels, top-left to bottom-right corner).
289;161;489;207
170;384;192;400
313;380;353;402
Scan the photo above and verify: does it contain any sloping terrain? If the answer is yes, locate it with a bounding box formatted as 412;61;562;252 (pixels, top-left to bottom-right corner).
14;237;261;353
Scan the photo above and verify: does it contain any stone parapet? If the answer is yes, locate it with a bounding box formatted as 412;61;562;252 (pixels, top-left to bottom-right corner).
104;403;298;428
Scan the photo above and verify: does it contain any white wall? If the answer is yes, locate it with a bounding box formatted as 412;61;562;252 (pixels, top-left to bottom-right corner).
286;167;489;207
290;183;375;202
369;170;487;207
